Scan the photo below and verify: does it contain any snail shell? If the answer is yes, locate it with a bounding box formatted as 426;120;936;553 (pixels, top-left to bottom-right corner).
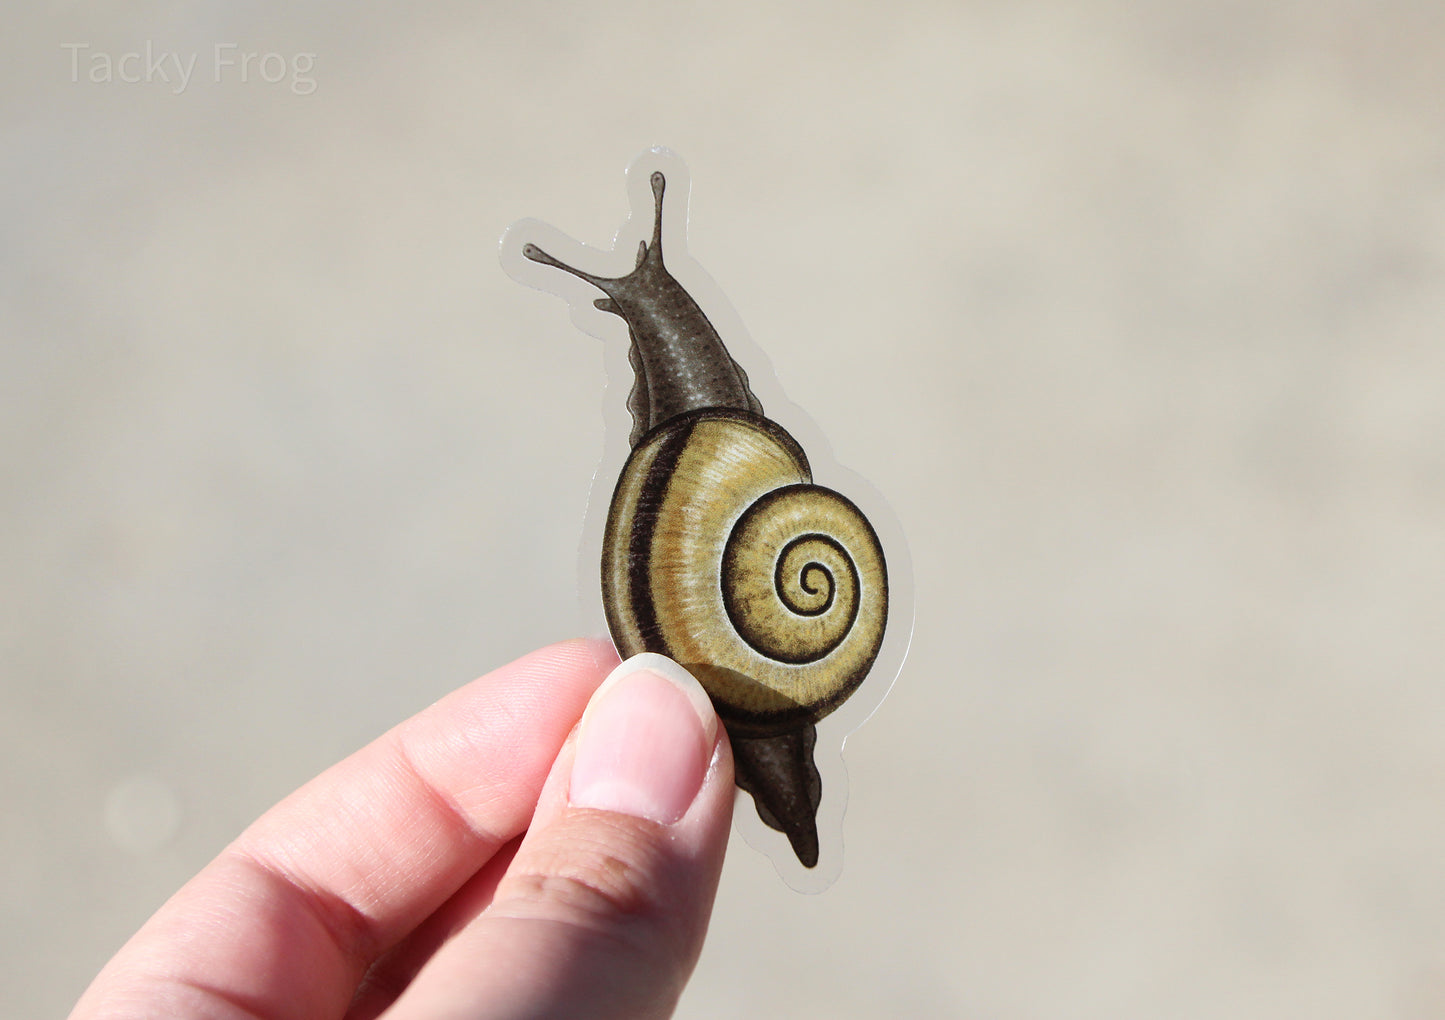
602;407;887;737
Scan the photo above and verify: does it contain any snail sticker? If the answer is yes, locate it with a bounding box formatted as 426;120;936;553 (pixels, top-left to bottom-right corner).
502;149;911;889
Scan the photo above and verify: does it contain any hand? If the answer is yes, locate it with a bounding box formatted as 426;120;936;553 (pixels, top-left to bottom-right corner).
70;641;735;1019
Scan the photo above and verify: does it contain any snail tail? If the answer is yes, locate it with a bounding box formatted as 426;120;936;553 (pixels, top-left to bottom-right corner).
731;725;822;868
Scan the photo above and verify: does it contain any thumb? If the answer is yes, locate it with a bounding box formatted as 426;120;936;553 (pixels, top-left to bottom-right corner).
383;653;735;1020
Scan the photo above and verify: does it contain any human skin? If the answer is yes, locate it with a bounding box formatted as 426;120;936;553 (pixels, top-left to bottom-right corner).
70;641;735;1020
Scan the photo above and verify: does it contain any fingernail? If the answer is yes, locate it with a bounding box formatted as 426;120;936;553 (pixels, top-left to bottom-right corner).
570;653;718;825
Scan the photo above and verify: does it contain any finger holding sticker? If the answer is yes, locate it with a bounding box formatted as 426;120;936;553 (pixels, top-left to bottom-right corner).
503;150;913;886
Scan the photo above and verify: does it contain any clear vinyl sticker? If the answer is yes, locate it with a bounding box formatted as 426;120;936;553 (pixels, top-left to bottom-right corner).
501;148;914;891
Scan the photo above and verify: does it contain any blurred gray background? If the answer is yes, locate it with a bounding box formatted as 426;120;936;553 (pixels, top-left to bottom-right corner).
6;2;1445;1017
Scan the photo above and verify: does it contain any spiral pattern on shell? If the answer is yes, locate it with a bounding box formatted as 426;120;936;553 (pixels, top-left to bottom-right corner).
602;408;888;737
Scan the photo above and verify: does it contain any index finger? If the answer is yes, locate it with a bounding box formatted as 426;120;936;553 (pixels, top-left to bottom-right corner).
71;639;618;1020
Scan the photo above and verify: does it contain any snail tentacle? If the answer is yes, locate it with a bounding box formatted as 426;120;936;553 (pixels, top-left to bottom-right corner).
523;172;760;442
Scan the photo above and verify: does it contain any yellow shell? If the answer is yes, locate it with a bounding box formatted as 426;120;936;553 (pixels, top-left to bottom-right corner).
602;408;888;737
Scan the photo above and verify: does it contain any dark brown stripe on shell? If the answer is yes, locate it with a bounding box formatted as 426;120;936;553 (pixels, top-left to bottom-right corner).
624;415;696;652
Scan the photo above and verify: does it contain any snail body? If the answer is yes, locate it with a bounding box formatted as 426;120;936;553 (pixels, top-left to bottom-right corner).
521;171;761;446
520;168;888;866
